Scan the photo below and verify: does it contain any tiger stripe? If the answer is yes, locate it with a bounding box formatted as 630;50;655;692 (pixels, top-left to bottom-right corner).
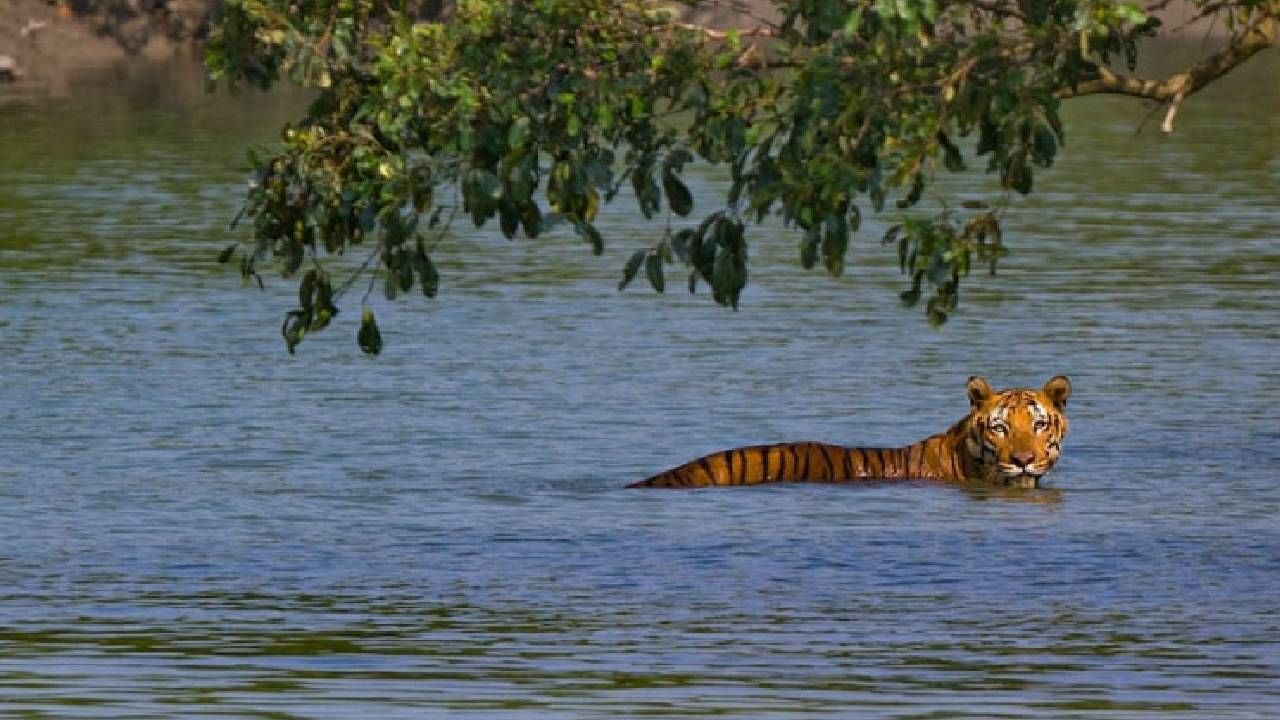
627;376;1072;489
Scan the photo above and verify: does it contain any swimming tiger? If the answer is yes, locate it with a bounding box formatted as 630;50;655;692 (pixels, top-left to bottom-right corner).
628;375;1071;489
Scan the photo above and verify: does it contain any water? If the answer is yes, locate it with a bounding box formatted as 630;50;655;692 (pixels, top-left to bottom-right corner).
1;54;1278;718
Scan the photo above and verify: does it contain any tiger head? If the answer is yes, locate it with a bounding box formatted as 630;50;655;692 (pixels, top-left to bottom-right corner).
963;375;1071;487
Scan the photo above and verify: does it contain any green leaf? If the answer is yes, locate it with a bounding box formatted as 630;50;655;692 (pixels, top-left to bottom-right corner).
415;238;439;298
519;203;542;239
299;268;318;310
900;271;924;306
398;258;414;292
311;308;333;332
575;220;604;256
280;239;304;278
843;7;864;34
282;309;309;355
217;243;238;263
670;229;695;263
938;132;965;172
896;174;925;209
1005;153;1033;194
800;226;819;269
358;306;383;355
645;251;665;293
1031;124;1058;167
384;270;398;301
662;169;694;217
709;218;748;309
822;214;849;277
869;167;886;213
316;273;338;316
508;116;530;148
619;248;647;291
498;201;519;239
632;159;661;219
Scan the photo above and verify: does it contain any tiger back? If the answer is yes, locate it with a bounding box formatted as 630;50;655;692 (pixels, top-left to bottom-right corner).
627;375;1071;489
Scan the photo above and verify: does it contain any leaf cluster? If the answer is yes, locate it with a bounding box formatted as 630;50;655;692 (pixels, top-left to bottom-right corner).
206;0;1162;352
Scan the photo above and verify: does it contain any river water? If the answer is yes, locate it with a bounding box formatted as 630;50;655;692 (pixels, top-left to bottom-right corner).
1;54;1278;718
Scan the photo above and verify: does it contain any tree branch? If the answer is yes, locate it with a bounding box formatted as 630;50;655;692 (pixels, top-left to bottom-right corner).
1058;12;1277;132
672;22;778;39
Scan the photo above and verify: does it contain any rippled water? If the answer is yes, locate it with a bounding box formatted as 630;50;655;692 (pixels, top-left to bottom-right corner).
1;55;1278;718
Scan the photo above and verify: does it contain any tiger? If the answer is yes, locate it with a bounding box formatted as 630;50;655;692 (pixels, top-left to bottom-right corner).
627;375;1071;489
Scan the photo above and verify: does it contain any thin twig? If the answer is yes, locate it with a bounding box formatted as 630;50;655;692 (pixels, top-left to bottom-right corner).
1131;99;1166;136
332;245;381;301
673;22;778;40
422;203;459;254
361;253;381;305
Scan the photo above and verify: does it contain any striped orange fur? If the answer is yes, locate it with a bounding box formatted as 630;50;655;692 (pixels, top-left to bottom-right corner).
628;376;1071;489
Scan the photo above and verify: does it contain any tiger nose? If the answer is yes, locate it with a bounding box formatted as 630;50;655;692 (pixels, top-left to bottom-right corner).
1012;451;1034;468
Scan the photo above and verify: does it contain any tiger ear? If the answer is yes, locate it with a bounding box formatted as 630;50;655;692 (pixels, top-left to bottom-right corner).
1042;375;1071;410
966;376;993;408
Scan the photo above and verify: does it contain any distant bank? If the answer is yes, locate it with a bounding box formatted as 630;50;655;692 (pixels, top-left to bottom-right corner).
0;0;213;89
0;0;1253;93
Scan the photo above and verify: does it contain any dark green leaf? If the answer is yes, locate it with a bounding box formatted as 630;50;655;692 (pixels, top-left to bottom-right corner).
800;226;819;269
358;306;383;355
1031;124;1057;167
645;251;665;293
415;239;439;298
1005;153;1033;194
281;309;309;355
281;240;304;278
358;202;379;233
662;169;694;217
670;229;694;264
217;243;238;263
299;268;318;310
869;170;886;213
976;117;999;156
900;271;925;306
821;214;848;277
519;203;542;239
498;201;519;239
631;156;660;218
398;259;414;293
896;174;925;209
310;308;333;332
938;131;965;172
508;116;530;148
575;220;604;256
316;273;338;316
619;248;647;291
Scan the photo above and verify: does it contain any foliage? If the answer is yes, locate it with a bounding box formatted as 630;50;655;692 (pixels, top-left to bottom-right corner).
205;0;1263;353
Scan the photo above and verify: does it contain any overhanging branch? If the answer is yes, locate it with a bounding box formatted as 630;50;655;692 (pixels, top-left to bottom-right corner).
1058;12;1277;132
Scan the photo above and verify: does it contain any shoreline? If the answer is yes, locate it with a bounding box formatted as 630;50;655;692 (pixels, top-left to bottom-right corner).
0;0;1264;98
0;0;212;94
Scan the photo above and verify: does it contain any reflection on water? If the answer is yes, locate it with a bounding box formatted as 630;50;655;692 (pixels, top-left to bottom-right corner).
1;52;1278;718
